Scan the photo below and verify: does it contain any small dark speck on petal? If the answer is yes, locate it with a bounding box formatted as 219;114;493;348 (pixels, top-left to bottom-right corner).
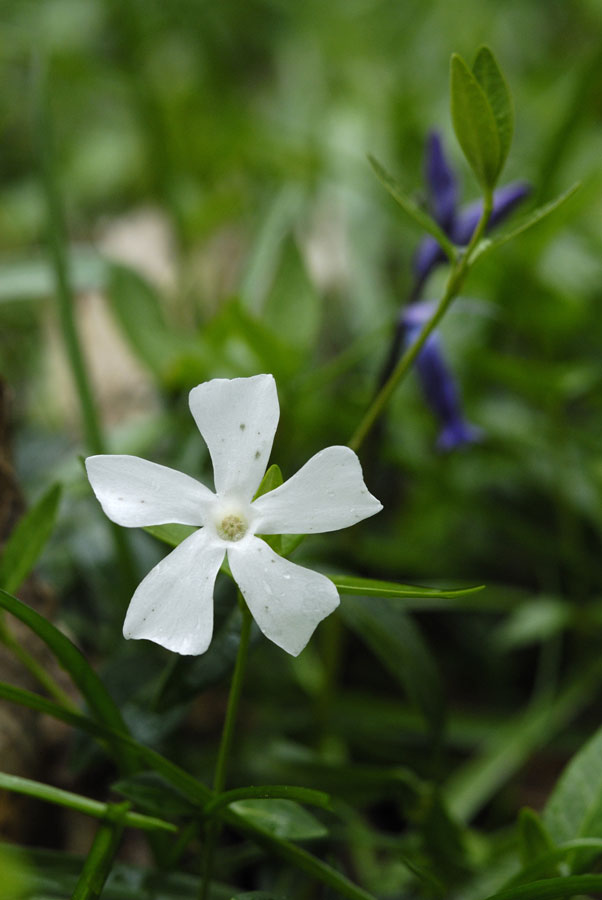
255;451;261;459
240;423;246;430
118;497;123;501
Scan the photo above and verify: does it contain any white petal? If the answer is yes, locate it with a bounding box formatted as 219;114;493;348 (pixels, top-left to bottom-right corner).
123;528;225;655
188;375;279;501
252;446;382;534
86;455;214;527
228;537;339;656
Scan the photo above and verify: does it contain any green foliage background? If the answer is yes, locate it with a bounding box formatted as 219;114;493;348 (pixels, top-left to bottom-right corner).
1;0;602;898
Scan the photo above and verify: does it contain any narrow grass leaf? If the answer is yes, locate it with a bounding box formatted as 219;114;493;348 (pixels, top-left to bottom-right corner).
330;575;484;600
0;589;137;772
472;46;514;177
0;771;176;833
71;803;129;900
0;484;62;594
368;155;456;261
480;874;602;900
0;682;377;900
450;53;500;191
231;894;285;899
446;657;602;822
476;183;581;259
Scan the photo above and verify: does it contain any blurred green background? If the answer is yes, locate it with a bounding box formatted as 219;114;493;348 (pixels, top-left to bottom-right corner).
2;0;602;895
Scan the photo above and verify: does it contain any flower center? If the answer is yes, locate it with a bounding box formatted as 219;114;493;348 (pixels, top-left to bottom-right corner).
216;513;247;542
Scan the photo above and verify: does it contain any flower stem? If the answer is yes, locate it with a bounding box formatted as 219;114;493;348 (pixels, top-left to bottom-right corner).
348;191;493;453
200;598;253;900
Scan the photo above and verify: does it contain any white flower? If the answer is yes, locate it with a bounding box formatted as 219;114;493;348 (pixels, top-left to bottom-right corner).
86;375;382;656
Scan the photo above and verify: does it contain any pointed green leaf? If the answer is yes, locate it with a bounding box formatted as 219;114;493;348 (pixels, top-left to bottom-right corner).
330;574;484;600
205;785;332;818
254;464;284;500
0;771;175;832
476;183;580;259
0;682;378;900
263;236;320;353
368;155;457;261
450;53;500;191
230;799;327;841
144;522;196;547
518;808;557;869
340;595;445;734
473;46;514;177
0;483;61;594
479;874;602;900
544;722;602;870
505;839;602;889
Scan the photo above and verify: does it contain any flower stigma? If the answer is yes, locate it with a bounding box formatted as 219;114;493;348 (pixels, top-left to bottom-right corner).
216;512;248;542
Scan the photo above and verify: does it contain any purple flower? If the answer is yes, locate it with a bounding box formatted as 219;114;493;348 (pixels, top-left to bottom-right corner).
413;132;530;283
402;303;481;451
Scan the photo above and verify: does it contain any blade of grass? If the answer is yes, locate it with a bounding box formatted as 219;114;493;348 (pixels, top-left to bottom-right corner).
0;681;377;900
0;772;176;833
0;589;137;772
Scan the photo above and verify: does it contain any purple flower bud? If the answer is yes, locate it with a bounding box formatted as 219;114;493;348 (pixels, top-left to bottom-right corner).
426;131;458;231
413;236;446;282
403;306;481;451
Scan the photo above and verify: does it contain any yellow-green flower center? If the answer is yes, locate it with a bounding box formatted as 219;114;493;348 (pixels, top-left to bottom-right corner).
217;513;247;542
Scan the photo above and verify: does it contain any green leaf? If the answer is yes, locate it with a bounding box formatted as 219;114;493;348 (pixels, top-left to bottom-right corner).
367;156;457;261
0;682;377;900
0;589;137;772
518;808;557;870
446;658;602;823
340;595;445;734
479;874;602;900
205;785;333;818
472;46;514;177
330;574;484;600
230;894;285;900
254;464;284;500
230;799;327;841
0;844;30;899
505;839;602;889
144;522;196;548
254;464;285;553
0;771;176;832
544;721;602;870
71;803;129;900
112;771;197;818
0;483;61;594
450;53;500;191
107;263;190;385
476;183;581;258
263;235;320;353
